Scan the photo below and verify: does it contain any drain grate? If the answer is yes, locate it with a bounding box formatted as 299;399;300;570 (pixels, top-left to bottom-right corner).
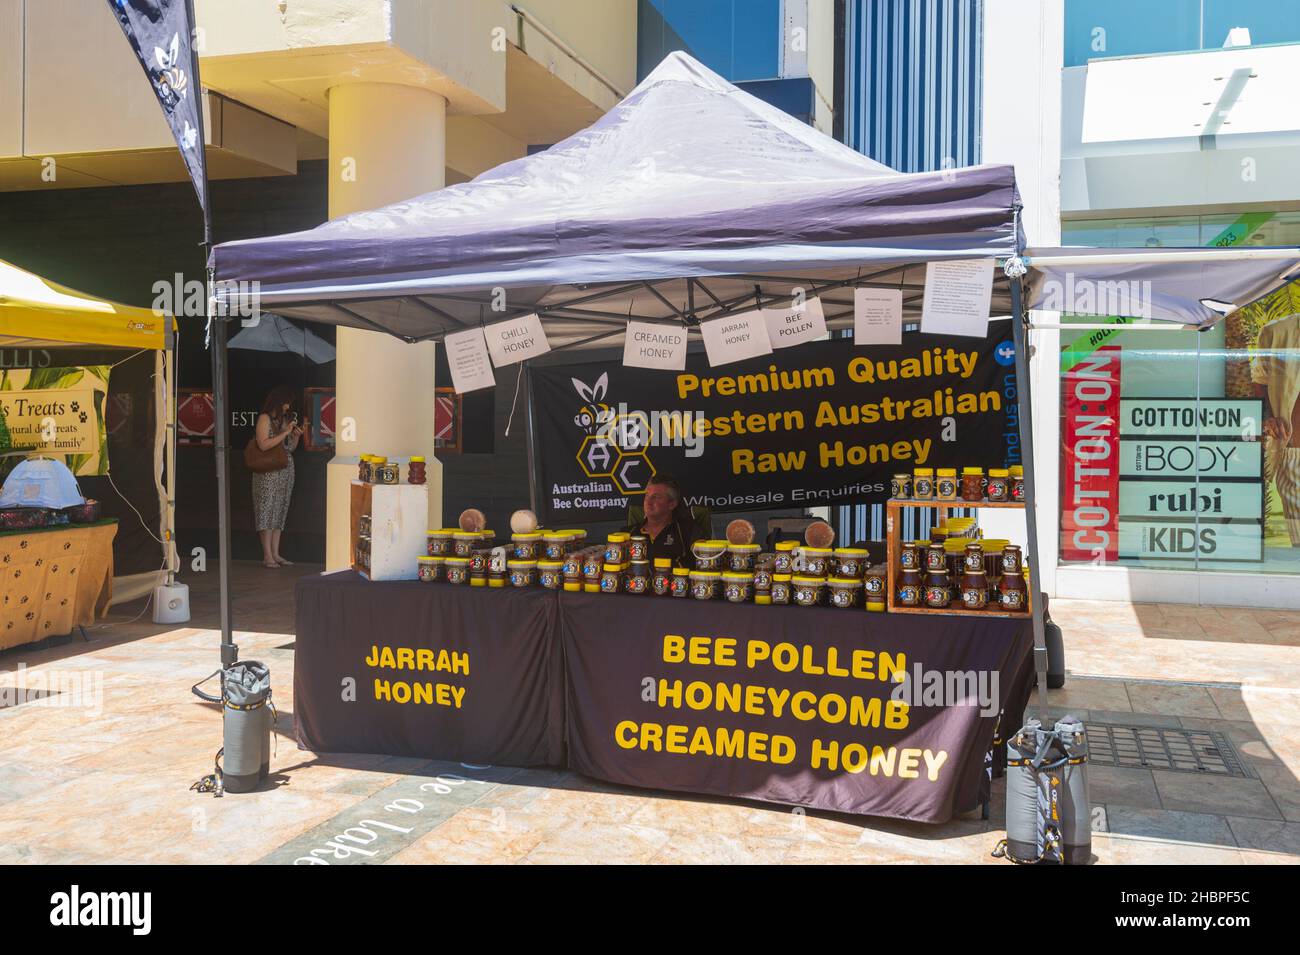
1087;723;1255;778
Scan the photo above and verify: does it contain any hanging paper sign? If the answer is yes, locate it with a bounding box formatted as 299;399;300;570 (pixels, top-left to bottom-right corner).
623;321;689;371
854;287;903;345
484;313;551;367
700;310;773;367
763;296;826;349
920;259;994;338
444;327;496;393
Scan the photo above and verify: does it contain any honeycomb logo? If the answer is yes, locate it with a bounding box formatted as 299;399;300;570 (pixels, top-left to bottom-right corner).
574;409;656;496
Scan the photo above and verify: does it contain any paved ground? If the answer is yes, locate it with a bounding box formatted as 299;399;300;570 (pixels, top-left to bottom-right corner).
1;562;1297;864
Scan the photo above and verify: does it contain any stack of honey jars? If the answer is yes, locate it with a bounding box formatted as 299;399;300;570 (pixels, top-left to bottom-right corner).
889;465;1026;505
896;536;1029;613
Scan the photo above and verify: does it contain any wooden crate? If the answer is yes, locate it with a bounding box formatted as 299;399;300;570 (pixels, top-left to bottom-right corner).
885;499;1033;618
350;481;428;581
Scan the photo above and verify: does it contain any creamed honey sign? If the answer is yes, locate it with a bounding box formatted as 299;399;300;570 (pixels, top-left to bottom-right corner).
531;329;1017;523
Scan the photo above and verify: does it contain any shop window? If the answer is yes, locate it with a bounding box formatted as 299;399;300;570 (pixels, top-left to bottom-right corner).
1059;212;1300;575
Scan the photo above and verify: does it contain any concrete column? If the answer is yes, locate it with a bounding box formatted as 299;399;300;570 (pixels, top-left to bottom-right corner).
325;82;446;570
981;0;1064;595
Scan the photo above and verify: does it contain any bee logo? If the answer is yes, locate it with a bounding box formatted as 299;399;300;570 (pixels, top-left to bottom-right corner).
571;373;612;434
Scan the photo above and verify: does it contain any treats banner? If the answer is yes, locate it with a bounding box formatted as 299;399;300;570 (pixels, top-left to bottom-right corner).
0;365;111;480
530;328;1018;524
559;595;1034;821
293;575;565;767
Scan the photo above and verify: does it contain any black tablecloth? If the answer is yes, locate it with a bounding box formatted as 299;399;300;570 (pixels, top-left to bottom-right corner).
559;593;1033;822
293;572;564;767
294;575;1033;822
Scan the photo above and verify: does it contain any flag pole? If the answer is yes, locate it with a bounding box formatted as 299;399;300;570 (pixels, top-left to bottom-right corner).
183;0;235;665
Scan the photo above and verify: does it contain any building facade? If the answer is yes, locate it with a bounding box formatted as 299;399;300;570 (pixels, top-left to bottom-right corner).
843;0;1300;608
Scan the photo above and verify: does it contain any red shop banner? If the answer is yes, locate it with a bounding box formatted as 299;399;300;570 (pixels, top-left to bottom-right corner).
1060;344;1121;563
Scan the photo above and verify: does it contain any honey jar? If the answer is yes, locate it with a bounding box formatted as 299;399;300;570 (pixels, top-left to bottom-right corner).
625;561;650;594
770;574;792;605
407;456;426;485
445;557;470;585
924;570;951;609
512;532;542;560
987;469;1011;502
773;540;797;573
1010;465;1025;503
833;547;869;580
537;559;564;589
507;559;537;587
999;570;1027;612
543;533;570;560
899;542;921;572
891;473;912;499
936;468;959;501
896;569;923;606
925;543;947;573
798;547;832;577
605;532;630;564
722;572;754;603
427;529;454;557
689;570;721;600
961;467;984;502
727;543;760;572
827;577;862;609
792;576;825;607
913;467;935;500
670;566;690;597
651;558;673;595
960;569;988;610
600;563;623;594
691;540;727;571
863;566;887;601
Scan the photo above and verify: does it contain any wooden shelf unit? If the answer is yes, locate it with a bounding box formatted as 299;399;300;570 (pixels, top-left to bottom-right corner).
884;499;1033;619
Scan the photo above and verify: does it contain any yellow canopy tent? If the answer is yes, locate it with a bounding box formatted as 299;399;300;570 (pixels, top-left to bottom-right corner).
0;259;179;606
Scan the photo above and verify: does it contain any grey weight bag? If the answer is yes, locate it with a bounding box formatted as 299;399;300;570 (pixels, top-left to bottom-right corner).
993;716;1091;864
190;661;274;795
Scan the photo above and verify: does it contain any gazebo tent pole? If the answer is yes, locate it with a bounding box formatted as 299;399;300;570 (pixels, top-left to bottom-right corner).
1010;276;1048;710
524;362;540;516
210;274;235;666
185;0;234;665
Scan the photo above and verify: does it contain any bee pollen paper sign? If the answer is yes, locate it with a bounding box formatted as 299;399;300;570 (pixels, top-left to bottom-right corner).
920;259;994;338
763;296;826;348
623;321;689;370
444;327;496;393
484;313;551;367
700;311;773;367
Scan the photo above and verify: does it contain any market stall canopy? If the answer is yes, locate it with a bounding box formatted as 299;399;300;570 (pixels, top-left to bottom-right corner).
211;52;1023;349
1023;246;1300;328
0;259;170;350
228;312;335;363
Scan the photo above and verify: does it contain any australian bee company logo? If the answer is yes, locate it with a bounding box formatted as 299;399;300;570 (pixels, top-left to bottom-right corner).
570;372;656;496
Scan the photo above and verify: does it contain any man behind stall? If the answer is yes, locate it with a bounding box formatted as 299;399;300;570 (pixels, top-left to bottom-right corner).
630;475;703;568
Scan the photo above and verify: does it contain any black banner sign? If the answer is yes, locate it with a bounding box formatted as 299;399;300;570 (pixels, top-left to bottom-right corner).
560;592;1034;822
293;573;564;767
531;328;1020;524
